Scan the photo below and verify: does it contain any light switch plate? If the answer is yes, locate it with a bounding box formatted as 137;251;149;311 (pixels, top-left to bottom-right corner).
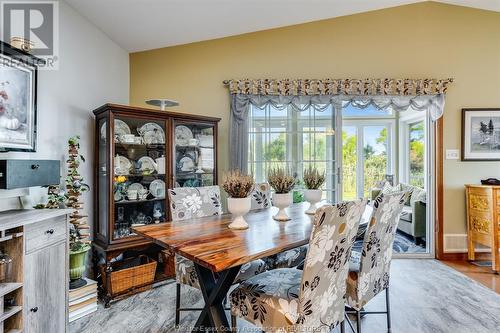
446;149;460;160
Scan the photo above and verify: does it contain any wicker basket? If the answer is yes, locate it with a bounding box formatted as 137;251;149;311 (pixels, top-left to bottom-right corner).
104;255;157;296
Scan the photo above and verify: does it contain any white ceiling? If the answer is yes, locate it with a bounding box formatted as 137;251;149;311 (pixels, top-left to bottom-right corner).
64;0;500;52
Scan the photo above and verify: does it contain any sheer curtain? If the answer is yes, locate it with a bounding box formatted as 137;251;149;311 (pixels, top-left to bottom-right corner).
230;94;445;172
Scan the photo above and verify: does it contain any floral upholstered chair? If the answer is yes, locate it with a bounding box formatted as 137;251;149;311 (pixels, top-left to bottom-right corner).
346;192;407;333
168;186;267;326
230;199;367;333
251;182;309;270
250;182;271;210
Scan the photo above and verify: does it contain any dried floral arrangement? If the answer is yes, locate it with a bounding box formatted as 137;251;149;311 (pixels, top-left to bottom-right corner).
268;167;295;194
222;169;255;198
303;165;326;190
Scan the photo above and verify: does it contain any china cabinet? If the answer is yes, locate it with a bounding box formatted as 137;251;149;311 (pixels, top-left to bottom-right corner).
92;104;220;306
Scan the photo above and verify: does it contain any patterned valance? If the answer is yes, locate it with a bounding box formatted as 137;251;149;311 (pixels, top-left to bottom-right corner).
223;78;453;96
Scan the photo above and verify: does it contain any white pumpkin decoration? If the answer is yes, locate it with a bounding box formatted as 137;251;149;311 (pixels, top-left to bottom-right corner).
0;116;21;130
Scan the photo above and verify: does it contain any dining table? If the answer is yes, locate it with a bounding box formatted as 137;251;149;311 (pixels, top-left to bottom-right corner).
132;202;318;333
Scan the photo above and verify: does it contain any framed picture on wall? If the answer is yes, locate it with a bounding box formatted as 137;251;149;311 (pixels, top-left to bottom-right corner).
462;108;500;161
0;41;43;152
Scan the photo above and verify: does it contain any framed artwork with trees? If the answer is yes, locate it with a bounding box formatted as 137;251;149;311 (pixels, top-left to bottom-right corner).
462;108;500;161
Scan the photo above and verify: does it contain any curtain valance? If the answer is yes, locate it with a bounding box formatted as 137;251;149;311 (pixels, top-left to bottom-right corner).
226;78;453;171
224;78;453;96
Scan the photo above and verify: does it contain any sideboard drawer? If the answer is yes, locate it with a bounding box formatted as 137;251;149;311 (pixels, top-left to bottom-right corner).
0;159;60;189
25;216;66;254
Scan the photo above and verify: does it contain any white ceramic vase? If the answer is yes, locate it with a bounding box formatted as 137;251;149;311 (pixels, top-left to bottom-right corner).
304;189;322;215
272;193;293;221
227;197;251;230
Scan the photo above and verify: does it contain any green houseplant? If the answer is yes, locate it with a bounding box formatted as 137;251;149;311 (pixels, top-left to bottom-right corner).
66;136;91;289
268;167;295;221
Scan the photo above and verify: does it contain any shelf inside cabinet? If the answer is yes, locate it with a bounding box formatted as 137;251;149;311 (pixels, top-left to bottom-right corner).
0;283;22;297
115;197;165;205
6;329;22;333
0;306;22;322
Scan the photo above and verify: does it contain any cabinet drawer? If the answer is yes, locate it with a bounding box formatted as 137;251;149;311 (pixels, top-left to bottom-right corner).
25;216;67;253
0;159;60;189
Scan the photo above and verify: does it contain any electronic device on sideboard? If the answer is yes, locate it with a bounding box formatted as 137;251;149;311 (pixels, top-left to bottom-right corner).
481;178;500;186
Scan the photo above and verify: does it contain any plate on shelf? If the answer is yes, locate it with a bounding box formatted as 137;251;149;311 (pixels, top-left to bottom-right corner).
183;179;201;187
175;125;193;146
178;156;195;172
114;155;132;175
101;119;131;141
128;183;144;191
150;179;165;198
138;156;157;173
138;123;165;144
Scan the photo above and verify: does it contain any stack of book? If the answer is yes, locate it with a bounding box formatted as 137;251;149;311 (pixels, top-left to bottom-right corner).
69;278;98;322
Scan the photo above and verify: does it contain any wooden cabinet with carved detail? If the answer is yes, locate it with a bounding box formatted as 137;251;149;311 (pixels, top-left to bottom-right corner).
465;185;500;273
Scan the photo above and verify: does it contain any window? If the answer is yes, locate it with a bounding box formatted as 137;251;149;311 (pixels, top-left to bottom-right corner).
342;104;395;199
408;121;425;188
248;104;337;201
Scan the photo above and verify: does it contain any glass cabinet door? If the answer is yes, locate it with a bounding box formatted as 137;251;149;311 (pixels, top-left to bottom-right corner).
173;121;215;188
97;116;108;240
111;115;167;241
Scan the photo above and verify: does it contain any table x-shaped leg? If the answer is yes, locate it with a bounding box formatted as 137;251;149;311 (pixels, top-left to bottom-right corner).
192;263;241;333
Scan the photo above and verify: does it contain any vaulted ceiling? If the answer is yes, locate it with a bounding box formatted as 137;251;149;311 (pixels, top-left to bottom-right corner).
64;0;500;52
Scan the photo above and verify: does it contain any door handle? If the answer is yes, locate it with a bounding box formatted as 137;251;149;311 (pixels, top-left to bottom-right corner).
30;306;38;312
45;229;55;235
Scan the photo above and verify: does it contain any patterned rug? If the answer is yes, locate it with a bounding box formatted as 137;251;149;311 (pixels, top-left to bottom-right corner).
393;232;426;253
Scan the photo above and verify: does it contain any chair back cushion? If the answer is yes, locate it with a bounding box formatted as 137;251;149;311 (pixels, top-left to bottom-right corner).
168;186;222;221
297;199;367;331
250;182;271;210
352;191;406;307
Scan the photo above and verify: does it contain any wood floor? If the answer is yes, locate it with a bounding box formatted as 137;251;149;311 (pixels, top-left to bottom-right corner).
442;260;500;293
70;259;500;333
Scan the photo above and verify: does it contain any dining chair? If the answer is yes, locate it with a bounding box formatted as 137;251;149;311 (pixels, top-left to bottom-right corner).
251;182;309;270
230;199;367;333
345;192;407;333
168;186;267;327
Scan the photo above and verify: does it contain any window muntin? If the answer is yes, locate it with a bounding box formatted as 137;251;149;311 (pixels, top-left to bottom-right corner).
248;104;337;202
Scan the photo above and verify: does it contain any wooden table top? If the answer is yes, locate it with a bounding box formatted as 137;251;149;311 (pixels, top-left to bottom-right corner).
132;202;316;272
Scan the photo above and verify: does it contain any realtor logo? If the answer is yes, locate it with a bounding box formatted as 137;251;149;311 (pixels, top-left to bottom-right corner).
1;1;59;69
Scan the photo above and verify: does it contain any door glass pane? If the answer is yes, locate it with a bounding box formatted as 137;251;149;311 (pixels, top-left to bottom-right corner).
113;116;167;240
174;122;215;187
342;126;357;200
409;121;425;188
363;126;388;197
97;117;108;238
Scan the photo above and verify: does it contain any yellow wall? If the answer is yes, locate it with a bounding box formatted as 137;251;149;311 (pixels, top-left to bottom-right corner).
130;1;500;239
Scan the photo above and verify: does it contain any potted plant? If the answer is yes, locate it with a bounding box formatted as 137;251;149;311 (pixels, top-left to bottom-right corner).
223;170;255;230
303;165;326;215
69;229;91;288
268;167;295;221
66;136;91;289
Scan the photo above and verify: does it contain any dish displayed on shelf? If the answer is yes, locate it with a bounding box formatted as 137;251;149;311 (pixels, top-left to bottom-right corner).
128;183;144;192
138;122;165;144
178;156;195;172
183;179;201;187
138;156;157;173
175;125;193;146
150;179;166;198
101;119;131;141
114;155;132;175
198;135;214;147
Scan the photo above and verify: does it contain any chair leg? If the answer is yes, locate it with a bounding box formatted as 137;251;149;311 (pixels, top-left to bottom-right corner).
356;309;361;333
175;282;181;327
231;314;237;333
340;319;346;333
385;287;391;333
